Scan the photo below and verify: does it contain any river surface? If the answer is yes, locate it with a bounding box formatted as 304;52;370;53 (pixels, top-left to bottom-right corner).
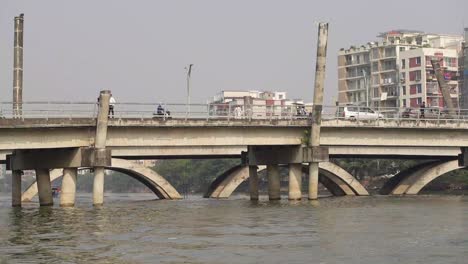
0;193;467;264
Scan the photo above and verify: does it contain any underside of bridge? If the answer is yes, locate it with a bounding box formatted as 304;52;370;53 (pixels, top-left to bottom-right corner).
204;162;369;199
21;158;181;203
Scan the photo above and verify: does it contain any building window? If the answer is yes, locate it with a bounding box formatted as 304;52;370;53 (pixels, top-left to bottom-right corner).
409;57;421;68
409;70;421;81
372;49;380;59
401;59;406;69
444;57;457;67
417;97;422;105
400;47;406;52
410;84;422;94
402;99;406;107
373;88;379;98
402;86;406;95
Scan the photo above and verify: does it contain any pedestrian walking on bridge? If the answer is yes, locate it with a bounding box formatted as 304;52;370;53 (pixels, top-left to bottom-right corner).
109;94;116;118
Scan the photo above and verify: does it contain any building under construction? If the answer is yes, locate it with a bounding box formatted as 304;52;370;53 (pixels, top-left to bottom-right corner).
461;28;468;109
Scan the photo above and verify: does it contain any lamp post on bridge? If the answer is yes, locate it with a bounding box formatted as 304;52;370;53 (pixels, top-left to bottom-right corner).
185;64;194;118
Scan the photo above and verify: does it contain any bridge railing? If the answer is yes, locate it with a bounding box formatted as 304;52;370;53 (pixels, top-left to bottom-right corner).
0;101;98;119
2;101;468;123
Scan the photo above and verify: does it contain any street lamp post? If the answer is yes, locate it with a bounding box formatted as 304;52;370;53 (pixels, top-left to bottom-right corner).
186;64;194;118
362;69;369;107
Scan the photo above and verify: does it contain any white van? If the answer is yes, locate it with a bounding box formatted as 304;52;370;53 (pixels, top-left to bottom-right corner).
337;106;383;120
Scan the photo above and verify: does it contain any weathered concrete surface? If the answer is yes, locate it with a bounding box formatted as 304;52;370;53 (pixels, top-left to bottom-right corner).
379;161;440;195
309;22;329;200
390;162;442;195
11;170;22;207
7;147;111;170
318;162;369;195
21;159;181;202
318;170;355;196
267;165;281;200
401;160;462;195
93;90;110;206
36;168;53;206
13;14;24;117
206;162;368;199
22;169;62;202
2;123;468;159
60;168;77;207
288;164;302;200
249;166;259;200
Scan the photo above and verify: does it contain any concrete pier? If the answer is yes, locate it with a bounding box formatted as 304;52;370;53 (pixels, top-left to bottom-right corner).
93;90;110;206
11;170;22;207
308;22;328;200
60;168;77;207
288;164;302;200
267;164;281;200
36;168;53;206
249;166;259;200
93;168;105;205
308;163;319;200
13;14;24;118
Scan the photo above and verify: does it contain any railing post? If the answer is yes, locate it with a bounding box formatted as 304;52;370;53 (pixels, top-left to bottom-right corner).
228;104;231;121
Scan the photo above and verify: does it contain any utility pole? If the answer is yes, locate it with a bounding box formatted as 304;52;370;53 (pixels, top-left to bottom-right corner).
13;14;24;118
308;23;329;200
362;69;369;107
186;64;194;118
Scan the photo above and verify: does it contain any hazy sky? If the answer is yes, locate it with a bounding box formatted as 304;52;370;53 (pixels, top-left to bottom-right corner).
1;0;467;105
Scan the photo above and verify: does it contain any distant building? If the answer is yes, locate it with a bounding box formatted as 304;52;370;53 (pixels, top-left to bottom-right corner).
338;30;464;110
399;48;460;108
461;28;468;109
208;90;308;118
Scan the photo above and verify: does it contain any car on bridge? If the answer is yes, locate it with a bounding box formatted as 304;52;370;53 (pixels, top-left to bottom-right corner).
337;106;383;120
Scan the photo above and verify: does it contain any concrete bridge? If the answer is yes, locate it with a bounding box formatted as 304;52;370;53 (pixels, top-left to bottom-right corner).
2;97;468;207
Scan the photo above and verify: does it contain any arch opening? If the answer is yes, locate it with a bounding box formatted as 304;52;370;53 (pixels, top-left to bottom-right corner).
206;162;368;199
21;158;181;202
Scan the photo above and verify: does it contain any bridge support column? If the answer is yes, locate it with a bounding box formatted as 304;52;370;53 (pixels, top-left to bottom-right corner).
249;166;259;200
288;163;302;200
11;170;22;207
93;90;110;206
308;23;328;200
93;168;105;205
267;164;281;200
60;168;77;207
308;163;319;200
36;168;53;206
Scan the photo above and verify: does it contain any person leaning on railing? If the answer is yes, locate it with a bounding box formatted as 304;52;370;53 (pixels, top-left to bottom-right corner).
420;102;425;118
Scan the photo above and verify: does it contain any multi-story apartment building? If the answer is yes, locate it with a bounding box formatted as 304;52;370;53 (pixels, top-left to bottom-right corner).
462;28;468;109
338;30;464;110
337;46;371;106
399;48;459;108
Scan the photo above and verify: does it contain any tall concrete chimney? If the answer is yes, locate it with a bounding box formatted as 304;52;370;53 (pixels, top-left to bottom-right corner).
13;14;24;117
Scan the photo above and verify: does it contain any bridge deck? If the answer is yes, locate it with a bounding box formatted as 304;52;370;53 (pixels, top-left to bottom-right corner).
2;117;468;129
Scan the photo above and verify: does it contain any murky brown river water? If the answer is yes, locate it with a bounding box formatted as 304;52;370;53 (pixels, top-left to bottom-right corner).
0;194;467;264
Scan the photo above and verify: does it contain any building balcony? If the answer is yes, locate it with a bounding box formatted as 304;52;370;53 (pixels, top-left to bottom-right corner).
345;61;370;67
346;88;367;92
344;74;366;80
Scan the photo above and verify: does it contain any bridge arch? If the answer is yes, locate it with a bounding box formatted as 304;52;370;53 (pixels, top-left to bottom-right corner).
394;160;463;195
21;158;181;202
205;162;368;198
379;161;441;195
